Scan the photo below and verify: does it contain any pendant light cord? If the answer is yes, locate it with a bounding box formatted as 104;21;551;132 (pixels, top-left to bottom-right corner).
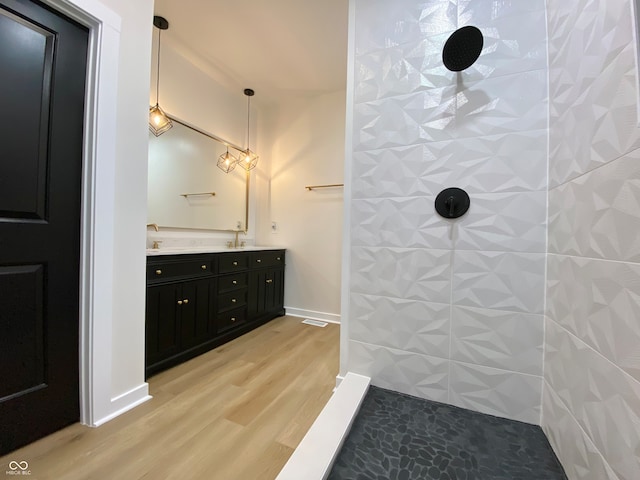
246;94;251;151
156;28;161;105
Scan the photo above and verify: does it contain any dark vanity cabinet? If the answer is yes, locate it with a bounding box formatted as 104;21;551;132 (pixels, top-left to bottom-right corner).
248;251;286;320
145;249;285;377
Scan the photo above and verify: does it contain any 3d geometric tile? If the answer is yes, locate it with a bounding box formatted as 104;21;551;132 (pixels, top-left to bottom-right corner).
455;191;547;253
351;130;547;199
423;131;548;194
451;305;544;375
459;10;547;84
351;190;545;254
354;2;547;103
452;250;546;314
348;339;450;402
351;144;443;199
355;34;455;104
348;0;549;431
350;293;450;359
547;254;640;382
542;382;619;480
354;0;457;56
458;0;546;24
548;148;640;262
453;70;547;139
351;196;452;249
353;69;546;151
353;89;456;150
449;361;542;424
544;318;640;480
350;246;452;304
348;340;449;402
547;0;640;187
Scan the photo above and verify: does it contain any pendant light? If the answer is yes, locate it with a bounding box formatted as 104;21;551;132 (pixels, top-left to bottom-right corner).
149;16;172;136
238;88;259;171
217;147;238;173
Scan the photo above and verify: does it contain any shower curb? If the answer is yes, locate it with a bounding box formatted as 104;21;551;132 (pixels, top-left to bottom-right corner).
275;372;370;480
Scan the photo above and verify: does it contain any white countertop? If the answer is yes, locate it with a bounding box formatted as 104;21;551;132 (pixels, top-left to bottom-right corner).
146;245;285;256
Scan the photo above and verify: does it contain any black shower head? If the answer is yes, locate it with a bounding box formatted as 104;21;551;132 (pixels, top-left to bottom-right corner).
442;26;484;72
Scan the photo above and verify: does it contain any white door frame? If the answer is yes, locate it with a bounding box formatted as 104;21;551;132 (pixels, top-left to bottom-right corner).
41;0;121;426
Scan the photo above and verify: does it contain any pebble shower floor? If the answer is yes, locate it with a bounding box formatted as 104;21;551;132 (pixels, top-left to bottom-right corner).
328;386;567;480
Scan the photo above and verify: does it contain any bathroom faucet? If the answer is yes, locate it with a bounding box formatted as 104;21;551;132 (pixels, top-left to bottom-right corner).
147;223;159;232
228;229;245;248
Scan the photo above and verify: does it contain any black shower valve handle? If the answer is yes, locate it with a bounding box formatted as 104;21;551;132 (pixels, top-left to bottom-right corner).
435;187;470;220
446;196;456;217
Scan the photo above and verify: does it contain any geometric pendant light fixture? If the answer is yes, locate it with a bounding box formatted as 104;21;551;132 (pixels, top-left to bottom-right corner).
237;88;259;171
149;15;173;136
217;147;238;173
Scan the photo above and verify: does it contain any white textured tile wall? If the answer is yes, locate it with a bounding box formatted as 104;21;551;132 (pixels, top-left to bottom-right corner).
545;320;640;479
347;0;548;424
547;0;640;188
541;381;619;480
449;361;542;425
544;0;640;478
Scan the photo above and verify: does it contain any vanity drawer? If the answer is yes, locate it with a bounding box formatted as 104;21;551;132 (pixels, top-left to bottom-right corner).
218;273;248;293
147;258;214;282
217;307;247;333
218;290;247;312
249;251;285;268
219;253;249;273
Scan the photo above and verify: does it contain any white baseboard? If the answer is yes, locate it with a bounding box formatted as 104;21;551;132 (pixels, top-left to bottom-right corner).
93;383;152;427
276;372;370;480
286;307;340;324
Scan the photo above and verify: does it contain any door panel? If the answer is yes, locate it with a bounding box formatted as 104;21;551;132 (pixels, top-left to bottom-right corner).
0;9;53;220
0;265;45;400
180;279;215;348
0;0;88;455
146;283;182;367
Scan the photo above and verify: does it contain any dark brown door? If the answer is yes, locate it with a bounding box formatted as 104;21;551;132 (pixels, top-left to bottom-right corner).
0;0;88;455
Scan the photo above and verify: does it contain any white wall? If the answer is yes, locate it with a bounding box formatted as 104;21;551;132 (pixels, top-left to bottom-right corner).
256;92;346;321
542;0;640;478
343;0;549;424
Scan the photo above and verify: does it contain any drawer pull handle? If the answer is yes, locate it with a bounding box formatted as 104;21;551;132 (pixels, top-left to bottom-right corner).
231;317;236;322
233;261;238;266
155;269;162;275
232;280;237;285
257;259;262;263
277;257;281;260
183;299;189;304
201;265;207;270
177;300;183;305
231;298;237;303
266;279;273;284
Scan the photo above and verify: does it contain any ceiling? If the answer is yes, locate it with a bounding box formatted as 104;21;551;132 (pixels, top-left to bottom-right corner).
153;0;349;105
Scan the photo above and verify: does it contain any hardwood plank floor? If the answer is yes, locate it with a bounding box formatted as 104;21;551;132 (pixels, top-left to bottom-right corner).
0;316;339;480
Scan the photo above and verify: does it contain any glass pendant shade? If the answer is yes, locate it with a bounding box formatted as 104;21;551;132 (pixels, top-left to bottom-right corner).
149;103;172;136
238;149;259;171
217;148;238;173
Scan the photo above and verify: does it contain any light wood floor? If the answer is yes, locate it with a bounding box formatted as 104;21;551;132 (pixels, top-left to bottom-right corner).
0;316;339;480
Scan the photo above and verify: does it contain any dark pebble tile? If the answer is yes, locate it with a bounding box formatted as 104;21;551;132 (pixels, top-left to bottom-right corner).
327;386;567;480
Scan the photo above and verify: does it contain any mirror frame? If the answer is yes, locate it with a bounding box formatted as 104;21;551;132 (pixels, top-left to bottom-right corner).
150;112;250;234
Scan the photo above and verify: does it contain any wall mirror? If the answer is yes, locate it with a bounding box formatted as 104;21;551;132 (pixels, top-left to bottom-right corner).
147;116;248;231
